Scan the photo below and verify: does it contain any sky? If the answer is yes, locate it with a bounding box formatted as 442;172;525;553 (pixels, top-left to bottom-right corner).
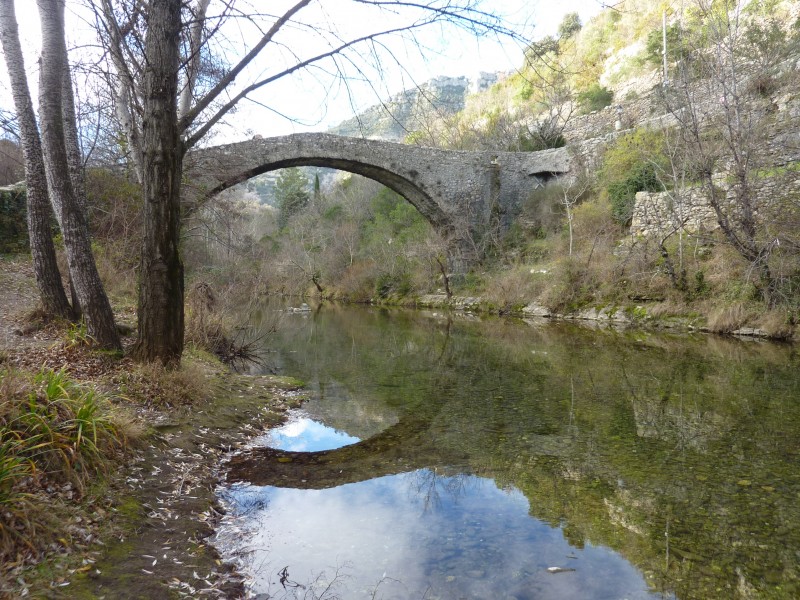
0;0;605;143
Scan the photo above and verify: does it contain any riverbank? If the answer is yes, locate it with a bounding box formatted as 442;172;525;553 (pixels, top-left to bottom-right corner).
1;345;305;600
390;293;799;342
0;258;305;599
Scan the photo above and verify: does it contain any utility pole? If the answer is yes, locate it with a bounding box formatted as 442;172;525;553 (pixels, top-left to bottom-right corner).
662;10;669;87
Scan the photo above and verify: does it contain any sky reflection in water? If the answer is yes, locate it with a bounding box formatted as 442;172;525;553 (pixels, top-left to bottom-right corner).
217;415;668;600
256;412;360;452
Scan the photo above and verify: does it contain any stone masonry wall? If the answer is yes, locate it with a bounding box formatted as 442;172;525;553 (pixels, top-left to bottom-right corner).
631;172;800;238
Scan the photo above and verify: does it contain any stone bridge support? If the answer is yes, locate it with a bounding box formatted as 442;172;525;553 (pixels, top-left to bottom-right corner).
185;133;571;262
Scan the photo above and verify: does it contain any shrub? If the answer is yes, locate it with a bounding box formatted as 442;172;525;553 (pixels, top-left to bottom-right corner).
515;130;567;152
599;128;669;227
375;271;413;298
607;161;662;226
746;72;777;98
576;84;614;114
0;186;29;254
558;12;582;40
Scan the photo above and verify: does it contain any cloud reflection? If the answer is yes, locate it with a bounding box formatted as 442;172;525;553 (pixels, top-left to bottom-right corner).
216;470;667;599
259;413;361;452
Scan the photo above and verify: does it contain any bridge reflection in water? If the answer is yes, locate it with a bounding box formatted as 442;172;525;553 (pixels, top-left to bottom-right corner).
219;414;663;600
215;303;800;600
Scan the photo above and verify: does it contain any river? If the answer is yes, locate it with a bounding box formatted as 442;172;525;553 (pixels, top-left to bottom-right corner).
213;303;800;599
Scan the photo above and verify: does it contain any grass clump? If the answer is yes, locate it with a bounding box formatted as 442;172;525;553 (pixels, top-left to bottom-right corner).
113;359;213;407
0;367;129;565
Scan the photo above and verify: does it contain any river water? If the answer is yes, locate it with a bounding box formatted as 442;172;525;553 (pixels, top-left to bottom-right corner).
213;303;800;599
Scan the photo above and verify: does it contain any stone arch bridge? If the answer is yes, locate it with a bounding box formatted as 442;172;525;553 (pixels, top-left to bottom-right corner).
185;133;571;253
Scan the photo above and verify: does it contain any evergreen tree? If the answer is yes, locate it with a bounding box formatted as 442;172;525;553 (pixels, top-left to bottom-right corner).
276;167;310;229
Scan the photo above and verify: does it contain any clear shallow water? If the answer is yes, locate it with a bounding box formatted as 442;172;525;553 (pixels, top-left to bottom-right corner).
215;304;800;599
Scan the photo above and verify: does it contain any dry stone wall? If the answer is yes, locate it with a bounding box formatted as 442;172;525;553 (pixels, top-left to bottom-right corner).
631;172;800;238
612;79;800;238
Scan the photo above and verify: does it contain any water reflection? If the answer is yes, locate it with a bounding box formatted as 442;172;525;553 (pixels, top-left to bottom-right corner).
259;412;360;452
218;466;665;599
216;303;800;599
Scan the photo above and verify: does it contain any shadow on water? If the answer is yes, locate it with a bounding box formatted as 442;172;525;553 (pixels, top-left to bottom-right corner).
216;302;800;599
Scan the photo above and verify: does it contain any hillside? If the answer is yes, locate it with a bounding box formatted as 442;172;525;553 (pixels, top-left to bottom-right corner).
328;73;501;140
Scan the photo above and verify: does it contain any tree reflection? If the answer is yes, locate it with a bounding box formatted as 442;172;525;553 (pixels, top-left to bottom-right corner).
406;468;473;512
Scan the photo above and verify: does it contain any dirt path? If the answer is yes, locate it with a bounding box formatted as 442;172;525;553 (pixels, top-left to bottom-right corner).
61;374;304;600
0;257;53;351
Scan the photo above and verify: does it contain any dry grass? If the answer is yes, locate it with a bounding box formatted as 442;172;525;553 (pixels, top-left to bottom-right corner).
644;300;695;319
754;308;796;339
483;265;549;311
114;359;213;407
705;302;753;333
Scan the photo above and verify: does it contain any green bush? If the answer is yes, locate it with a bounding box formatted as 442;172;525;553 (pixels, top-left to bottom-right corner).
0;186;29;254
576;84;614;114
600;128;670;227
607;162;662;226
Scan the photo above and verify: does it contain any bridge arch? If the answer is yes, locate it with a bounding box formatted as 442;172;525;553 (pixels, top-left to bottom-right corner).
185;133;572;252
204;155;454;235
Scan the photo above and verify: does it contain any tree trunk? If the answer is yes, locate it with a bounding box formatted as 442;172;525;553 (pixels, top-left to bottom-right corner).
132;0;185;365
61;67;87;216
0;0;73;320
62;60;88;319
37;0;121;351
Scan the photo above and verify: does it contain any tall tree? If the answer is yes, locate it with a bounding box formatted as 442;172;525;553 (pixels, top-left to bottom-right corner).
0;0;73;320
134;0;184;363
37;0;121;350
276;167;311;229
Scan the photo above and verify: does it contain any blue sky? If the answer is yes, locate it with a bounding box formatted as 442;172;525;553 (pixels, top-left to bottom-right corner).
0;0;606;142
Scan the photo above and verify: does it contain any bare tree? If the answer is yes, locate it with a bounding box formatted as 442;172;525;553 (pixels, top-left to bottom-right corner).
0;0;73;320
556;168;591;258
663;0;798;303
